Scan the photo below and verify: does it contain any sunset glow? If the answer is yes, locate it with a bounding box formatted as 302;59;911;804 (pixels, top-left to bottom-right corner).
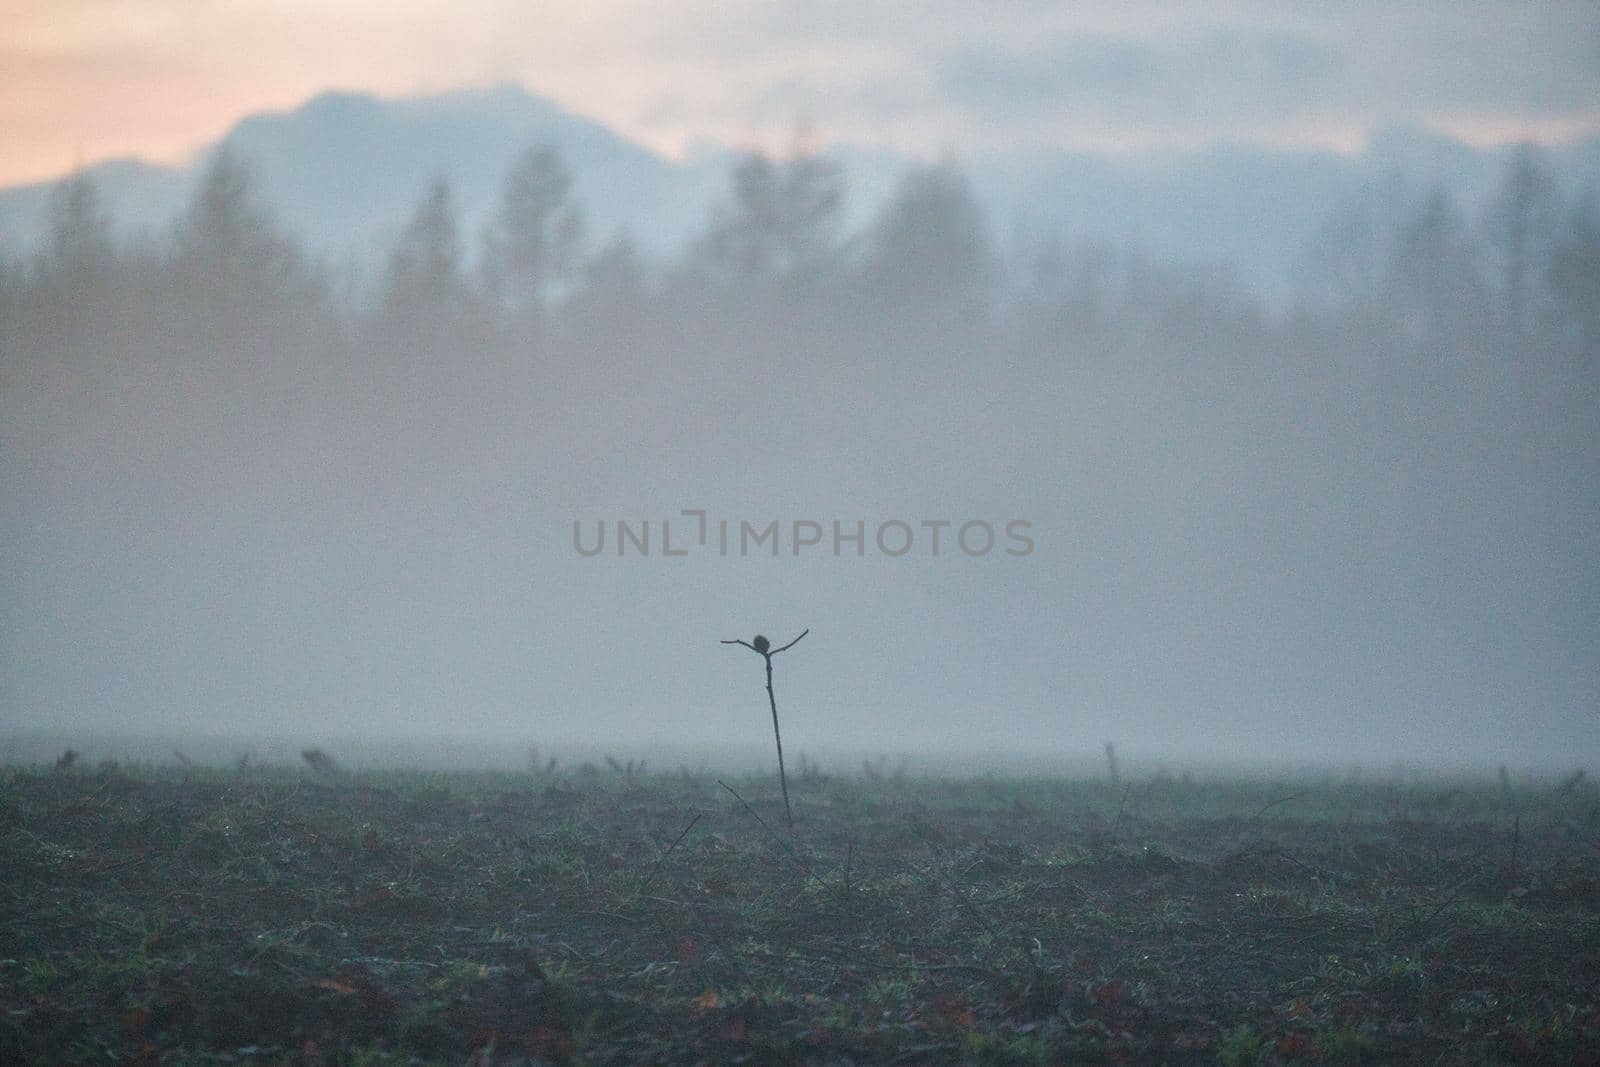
2;1;1597;186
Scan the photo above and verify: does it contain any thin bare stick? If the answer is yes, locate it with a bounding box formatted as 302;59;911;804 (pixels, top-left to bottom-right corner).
762;654;791;825
722;628;808;826
769;629;809;655
720;629;807;656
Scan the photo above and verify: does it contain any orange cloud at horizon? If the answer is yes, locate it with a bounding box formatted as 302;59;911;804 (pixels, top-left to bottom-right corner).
2;1;1597;189
0;0;626;185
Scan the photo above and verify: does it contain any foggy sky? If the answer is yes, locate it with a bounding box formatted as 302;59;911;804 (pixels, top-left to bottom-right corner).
3;136;1596;772
2;2;1598;186
2;7;1597;775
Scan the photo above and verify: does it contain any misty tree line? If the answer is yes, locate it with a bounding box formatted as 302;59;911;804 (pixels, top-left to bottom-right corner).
2;141;1594;745
1;140;1596;500
7;140;1599;354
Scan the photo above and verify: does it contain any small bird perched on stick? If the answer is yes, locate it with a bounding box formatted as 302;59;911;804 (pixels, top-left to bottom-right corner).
720;628;809;826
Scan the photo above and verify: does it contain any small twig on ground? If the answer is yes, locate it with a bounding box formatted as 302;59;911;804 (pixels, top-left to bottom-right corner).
301;748;341;776
1109;781;1135;837
842;839;854;916
910;832;1006;950
1226;791;1310;849
1247;792;1308;824
639;811;703;896
1110;776;1171;839
717;779;813;876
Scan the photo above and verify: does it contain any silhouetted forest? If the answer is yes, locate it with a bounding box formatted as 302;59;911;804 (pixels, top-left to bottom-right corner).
6;142;1595;490
1;143;1596;763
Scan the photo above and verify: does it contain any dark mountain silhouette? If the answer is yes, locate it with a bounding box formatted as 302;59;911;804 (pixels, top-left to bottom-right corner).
0;84;1595;299
0;85;726;269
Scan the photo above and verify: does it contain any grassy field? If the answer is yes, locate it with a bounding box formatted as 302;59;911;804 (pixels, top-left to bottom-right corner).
2;757;1597;1064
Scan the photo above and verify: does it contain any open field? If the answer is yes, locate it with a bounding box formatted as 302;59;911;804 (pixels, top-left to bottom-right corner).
3;759;1597;1064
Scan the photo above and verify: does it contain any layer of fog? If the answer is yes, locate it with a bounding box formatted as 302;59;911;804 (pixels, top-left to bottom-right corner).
2;144;1595;772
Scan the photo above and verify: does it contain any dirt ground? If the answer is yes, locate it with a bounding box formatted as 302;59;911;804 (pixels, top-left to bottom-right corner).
3;760;1597;1064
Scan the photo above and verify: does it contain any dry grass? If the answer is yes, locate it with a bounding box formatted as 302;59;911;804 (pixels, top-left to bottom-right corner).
2;761;1597;1064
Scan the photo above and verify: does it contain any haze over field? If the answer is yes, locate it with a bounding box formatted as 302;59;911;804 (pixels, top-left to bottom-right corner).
1;3;1596;771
